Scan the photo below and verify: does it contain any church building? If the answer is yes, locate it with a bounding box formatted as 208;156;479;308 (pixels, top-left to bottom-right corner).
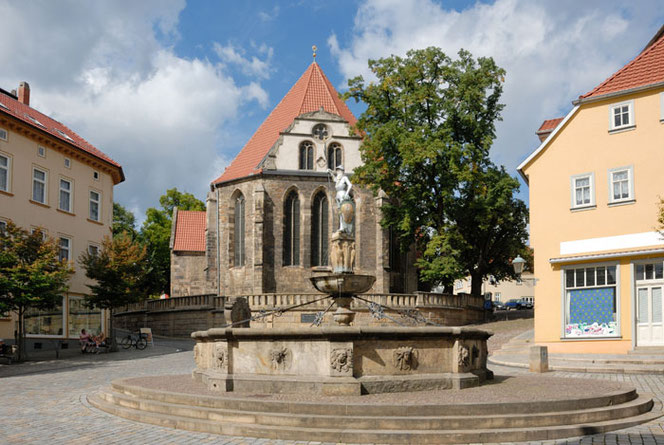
171;61;418;298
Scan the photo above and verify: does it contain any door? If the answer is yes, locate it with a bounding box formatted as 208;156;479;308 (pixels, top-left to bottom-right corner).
636;285;663;346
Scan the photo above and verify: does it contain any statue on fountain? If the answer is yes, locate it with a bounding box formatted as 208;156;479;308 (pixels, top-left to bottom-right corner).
327;166;356;273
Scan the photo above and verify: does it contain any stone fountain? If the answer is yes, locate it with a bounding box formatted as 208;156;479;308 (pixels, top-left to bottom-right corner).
191;167;492;395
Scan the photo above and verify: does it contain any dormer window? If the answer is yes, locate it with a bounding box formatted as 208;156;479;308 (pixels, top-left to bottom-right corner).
299;141;314;170
609;100;634;132
312;124;329;141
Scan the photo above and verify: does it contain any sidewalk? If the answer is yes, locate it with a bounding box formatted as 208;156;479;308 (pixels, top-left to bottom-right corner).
490;329;664;374
0;336;195;378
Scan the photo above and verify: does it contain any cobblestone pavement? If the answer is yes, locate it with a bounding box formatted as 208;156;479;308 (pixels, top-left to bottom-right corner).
1;341;663;444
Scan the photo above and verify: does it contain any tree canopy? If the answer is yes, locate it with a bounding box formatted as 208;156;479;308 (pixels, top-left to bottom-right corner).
112;202;138;239
0;222;73;360
344;47;528;295
79;233;149;310
139;188;205;295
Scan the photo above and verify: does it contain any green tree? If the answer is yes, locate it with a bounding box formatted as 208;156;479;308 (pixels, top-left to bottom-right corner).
112;202;137;239
140;188;205;295
344;47;528;295
79;233;149;349
0;222;73;361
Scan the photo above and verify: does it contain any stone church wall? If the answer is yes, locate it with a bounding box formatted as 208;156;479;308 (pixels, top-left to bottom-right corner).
214;173;418;296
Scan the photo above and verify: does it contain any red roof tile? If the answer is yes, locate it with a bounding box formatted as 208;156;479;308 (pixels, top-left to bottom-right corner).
580;25;664;100
536;117;564;134
173;210;206;252
213;62;357;184
0;91;124;182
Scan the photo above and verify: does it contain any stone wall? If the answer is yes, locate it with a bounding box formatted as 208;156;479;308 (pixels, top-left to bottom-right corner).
170;252;214;297
113;292;485;338
114;295;226;338
214;173;418;297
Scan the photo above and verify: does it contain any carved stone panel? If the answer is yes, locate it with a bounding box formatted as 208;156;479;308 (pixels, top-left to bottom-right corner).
330;347;353;375
457;344;470;371
214;342;228;371
269;347;292;371
393;346;418;371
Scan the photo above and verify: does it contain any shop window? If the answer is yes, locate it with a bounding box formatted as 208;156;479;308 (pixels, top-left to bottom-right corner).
68;296;102;338
25;297;64;336
563;265;618;338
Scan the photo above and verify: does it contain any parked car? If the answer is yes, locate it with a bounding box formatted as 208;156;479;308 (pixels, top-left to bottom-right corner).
493;301;506;311
505;299;523;310
519;299;534;309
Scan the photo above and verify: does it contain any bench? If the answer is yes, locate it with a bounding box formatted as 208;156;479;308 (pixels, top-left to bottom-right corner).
0;344;18;363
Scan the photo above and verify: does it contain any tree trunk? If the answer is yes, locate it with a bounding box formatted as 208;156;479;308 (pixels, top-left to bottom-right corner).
470;271;484;297
109;308;118;352
17;306;25;362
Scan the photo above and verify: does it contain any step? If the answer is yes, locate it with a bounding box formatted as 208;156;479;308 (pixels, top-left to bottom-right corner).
94;388;654;431
488;356;664;374
87;391;663;444
112;379;638;416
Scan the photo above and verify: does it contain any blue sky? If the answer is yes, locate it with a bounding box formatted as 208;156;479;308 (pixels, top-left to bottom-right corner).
0;0;663;222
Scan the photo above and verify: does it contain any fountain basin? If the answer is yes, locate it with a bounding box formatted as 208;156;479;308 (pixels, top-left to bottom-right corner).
310;274;376;297
192;326;492;396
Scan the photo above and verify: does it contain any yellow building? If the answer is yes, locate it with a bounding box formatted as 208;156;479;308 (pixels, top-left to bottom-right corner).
0;82;124;344
518;26;664;353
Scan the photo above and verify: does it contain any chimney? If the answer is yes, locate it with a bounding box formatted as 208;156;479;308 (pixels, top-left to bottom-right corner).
18;82;30;106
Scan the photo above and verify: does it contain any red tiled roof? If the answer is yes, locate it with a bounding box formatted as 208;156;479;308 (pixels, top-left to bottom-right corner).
213;62;357;184
580;25;664;100
0;91;124;182
536;117;564;134
173;210;206;252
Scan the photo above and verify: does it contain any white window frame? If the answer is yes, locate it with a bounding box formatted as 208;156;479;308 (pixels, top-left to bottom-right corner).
64;158;71;169
0;152;10;193
58;178;73;213
0;128;7;141
608;99;635;132
89;190;101;222
570;172;595;210
561;262;621;339
93;170;99;181
58;236;71;262
38;146;46;157
32;167;48;204
88;244;100;256
607;166;634;205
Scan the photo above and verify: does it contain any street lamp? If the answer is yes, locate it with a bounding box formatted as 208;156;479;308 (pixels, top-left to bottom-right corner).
512;255;526;276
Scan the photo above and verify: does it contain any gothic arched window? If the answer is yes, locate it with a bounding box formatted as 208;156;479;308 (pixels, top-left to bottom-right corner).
299;141;314;170
283;191;300;266
327;143;343;170
311;192;329;266
233;194;245;267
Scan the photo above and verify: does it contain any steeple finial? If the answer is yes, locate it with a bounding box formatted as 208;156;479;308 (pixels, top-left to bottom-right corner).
312;45;317;62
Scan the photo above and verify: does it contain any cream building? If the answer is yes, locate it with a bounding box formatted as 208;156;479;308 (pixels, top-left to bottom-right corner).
518;26;664;353
454;272;535;305
0;82;124;344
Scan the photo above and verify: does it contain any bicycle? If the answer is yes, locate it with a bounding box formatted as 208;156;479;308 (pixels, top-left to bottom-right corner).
120;331;148;350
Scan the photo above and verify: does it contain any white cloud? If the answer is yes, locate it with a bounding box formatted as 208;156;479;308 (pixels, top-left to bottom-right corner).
213;42;274;80
0;0;268;221
258;5;280;22
330;0;664;183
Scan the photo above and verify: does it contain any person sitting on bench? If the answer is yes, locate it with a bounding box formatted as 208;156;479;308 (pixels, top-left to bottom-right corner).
79;329;95;353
